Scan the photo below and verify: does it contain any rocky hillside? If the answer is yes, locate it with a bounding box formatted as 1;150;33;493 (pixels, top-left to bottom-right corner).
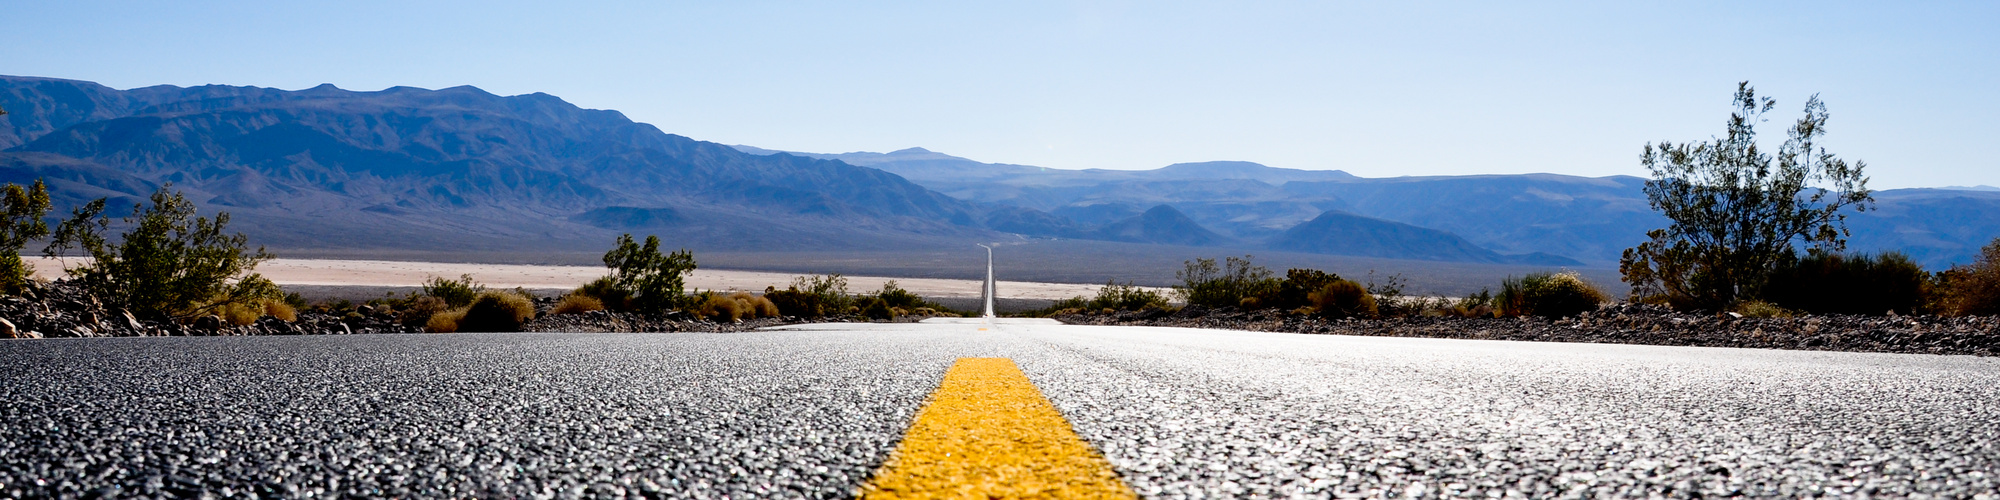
0;76;983;253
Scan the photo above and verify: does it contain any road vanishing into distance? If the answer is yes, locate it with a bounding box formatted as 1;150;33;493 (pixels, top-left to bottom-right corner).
3;320;1998;498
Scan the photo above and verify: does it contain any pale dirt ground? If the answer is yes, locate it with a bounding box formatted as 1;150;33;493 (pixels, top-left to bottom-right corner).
25;257;1150;301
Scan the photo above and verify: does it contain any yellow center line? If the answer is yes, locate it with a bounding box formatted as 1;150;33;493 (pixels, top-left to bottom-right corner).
859;358;1137;499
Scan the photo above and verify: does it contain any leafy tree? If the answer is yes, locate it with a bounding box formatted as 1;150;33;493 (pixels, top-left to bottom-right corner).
44;186;280;320
601;233;696;313
1620;82;1872;311
0;180;53;293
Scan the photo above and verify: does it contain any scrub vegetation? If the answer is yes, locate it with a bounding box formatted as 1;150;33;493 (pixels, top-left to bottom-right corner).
44;185;283;322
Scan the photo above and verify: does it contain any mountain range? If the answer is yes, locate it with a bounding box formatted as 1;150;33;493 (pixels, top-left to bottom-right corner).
744;146;2000;269
2;75;1994;275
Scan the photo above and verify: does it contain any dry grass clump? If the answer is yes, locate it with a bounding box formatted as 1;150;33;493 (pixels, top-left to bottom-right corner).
210;297;297;326
218;301;261;326
692;292;780;322
1732;300;1794;318
732;292;779;318
1497;271;1606;318
426;309;467;333
1308;279;1377;319
401;296;447;328
695;293;748;322
264;301;297;322
551;293;605;315
426;291;536;333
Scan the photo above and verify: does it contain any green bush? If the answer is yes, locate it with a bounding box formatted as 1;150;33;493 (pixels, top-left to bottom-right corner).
1935;239;2000;316
1174;255;1279;309
601;234;697;313
453;291;537;332
1497;271;1606;318
0;180;52;294
422;274;485;309
44;185;280;320
1087;281;1168;311
1762;252;1927;315
1308;280;1376;319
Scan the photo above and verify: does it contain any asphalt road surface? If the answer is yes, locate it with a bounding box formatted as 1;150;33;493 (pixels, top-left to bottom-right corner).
2;321;1997;498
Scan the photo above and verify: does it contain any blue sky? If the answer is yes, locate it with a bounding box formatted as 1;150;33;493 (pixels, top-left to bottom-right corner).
5;1;1995;188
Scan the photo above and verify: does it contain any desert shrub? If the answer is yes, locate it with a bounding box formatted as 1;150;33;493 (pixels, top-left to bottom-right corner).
263;300;297;322
0;180;52;294
281;291;309;310
44;185;281;320
766;274;853;317
1733;300;1793;318
552;293;605;315
1175;255;1279;309
872;280;923;309
401;296;447;327
860;298;897;320
217;301;261;326
422;274;485;309
454;291;536;332
1270;269;1341;311
1019;296;1089;318
798;274;853;313
1364;272;1424;317
576;276;633;311
1085;281;1168;311
693;292;747;322
764;286;819;317
1453;289;1497;318
602;234;697;313
426;309;467;333
1762;252;1927;315
1931;239;2000;316
728;292;779;318
1497;271;1606;318
1308;279;1376;319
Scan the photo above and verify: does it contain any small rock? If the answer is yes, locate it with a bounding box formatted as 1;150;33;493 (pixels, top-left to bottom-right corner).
0;317;15;338
194;315;222;331
122;310;144;332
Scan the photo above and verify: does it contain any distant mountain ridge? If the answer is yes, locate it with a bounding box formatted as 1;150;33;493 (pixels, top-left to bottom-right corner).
0;75;982;253
738;145;2000;269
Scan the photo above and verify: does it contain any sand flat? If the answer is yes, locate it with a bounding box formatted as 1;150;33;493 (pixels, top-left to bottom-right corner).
27;257;1142;300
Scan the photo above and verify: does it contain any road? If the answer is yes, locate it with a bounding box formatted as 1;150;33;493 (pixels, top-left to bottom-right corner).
2;321;1996;498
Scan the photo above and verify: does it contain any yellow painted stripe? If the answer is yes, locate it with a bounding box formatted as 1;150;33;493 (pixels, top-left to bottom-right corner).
859;358;1136;499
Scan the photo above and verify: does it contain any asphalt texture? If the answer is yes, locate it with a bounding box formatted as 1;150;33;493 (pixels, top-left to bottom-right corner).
2;322;1997;498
